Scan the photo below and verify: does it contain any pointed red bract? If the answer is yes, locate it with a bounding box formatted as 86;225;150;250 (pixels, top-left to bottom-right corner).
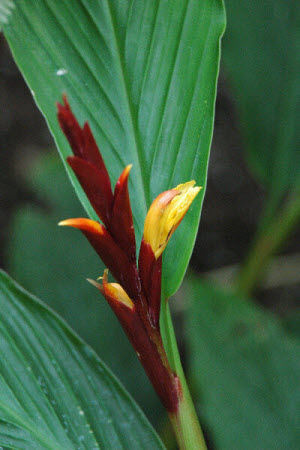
57;95;136;262
81;121;109;171
59;218;139;299
110;165;136;261
57;95;114;226
57;95;85;158
138;239;162;328
57;96;182;413
138;239;155;296
67;156;113;227
57;96;108;171
94;274;180;412
147;256;162;328
82;230;139;300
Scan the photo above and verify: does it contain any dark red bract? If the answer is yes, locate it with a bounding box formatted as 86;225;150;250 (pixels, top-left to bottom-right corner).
57;95;180;412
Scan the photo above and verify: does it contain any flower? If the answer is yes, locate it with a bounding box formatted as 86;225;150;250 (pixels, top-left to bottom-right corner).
143;181;201;259
57;95;200;412
138;182;201;326
87;270;134;310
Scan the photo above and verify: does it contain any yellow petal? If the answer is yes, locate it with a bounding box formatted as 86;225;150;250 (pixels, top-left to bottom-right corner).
104;282;134;309
88;270;134;310
143;181;201;259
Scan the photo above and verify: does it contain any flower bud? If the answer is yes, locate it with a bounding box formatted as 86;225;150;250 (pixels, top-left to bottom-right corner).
88;272;134;310
143;181;201;259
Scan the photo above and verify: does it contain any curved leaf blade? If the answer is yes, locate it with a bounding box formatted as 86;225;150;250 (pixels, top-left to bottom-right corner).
0;270;164;449
3;0;225;297
185;275;300;449
223;1;300;202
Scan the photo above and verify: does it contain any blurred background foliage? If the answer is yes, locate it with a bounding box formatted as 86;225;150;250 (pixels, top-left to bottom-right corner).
1;1;299;449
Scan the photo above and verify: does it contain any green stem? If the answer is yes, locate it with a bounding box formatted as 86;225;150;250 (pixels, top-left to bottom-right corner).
235;192;300;295
160;299;207;450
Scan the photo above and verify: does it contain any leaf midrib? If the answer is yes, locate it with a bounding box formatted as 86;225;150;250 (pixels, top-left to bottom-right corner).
104;0;150;210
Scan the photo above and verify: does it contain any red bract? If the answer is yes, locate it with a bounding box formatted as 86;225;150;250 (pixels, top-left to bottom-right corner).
57;95;135;260
138;239;162;328
57;95;180;412
57;96;200;412
88;271;179;413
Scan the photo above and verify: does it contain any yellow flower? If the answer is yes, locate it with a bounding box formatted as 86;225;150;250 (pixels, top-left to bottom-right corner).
143;181;201;259
87;270;134;310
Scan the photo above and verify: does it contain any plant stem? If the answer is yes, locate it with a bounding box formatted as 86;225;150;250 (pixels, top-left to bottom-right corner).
160;299;207;450
235;191;300;295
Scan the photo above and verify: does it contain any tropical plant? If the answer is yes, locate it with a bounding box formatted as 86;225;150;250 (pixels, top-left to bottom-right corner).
1;1;299;449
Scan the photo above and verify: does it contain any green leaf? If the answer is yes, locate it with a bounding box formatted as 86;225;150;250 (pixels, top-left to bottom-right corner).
222;1;300;207
6;152;163;425
185;275;300;449
3;0;225;297
282;310;300;342
0;0;14;30
0;270;164;449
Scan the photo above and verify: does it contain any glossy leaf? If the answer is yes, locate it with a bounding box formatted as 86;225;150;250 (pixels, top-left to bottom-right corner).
3;0;225;297
222;1;300;205
6;153;163;425
185;275;300;449
0;270;164;449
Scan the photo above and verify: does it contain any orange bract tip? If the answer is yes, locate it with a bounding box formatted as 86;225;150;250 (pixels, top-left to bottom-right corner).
117;164;132;185
58;218;104;234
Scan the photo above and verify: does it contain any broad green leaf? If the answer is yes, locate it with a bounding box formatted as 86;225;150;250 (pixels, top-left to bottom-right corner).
0;270;164;449
222;1;300;206
3;0;225;297
0;0;14;30
185;275;300;449
6;152;163;425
